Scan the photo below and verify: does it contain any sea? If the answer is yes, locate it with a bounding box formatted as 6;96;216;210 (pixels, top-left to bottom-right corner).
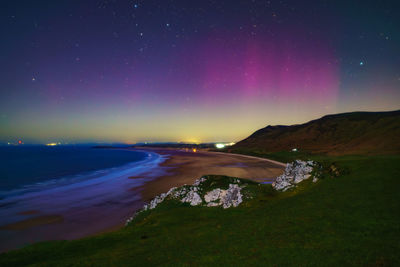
0;145;153;195
0;145;168;252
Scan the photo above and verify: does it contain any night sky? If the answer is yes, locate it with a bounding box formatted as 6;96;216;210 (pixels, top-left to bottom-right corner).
1;0;399;143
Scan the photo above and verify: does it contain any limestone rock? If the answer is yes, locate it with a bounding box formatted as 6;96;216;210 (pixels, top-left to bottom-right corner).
203;184;243;209
221;184;243;208
204;188;222;203
272;160;315;191
126;176;247;225
181;191;202;206
193;177;206;186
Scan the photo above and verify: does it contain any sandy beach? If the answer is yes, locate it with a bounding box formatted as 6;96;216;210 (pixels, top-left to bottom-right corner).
0;149;285;252
135;148;285;201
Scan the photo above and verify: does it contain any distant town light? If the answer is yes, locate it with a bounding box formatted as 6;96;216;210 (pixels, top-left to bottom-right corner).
292;148;298;152
46;143;57;146
215;143;225;149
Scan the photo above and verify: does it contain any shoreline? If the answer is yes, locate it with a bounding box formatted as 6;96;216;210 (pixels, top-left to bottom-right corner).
131;148;285;202
211;151;287;166
0;148;285;253
0;150;167;253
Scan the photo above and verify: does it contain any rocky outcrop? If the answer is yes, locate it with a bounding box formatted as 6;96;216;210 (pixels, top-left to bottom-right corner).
204;188;221;203
126;160;320;226
181;191;202;206
272;160;316;191
204;184;243;208
193;177;206;186
126;176;246;225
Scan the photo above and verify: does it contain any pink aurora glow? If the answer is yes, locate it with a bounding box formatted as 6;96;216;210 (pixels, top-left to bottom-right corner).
172;32;340;107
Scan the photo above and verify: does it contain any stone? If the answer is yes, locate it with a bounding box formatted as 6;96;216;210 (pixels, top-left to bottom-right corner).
204;188;222;203
126;176;247;226
193;177;206;186
181;191;202;206
221;184;243;208
203;184;244;208
166;187;177;196
207;202;220;207
272;160;315;191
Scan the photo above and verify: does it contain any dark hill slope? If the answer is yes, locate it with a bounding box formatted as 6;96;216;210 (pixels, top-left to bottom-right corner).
233;110;400;155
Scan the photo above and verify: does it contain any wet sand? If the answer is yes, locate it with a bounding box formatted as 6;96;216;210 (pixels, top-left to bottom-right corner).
0;149;285;252
0;215;64;231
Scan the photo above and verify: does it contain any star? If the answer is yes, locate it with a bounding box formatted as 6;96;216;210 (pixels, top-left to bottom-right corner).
360;61;364;66
32;77;36;81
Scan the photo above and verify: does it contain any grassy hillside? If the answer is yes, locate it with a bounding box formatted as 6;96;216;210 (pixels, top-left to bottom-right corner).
1;154;399;266
231;110;400;155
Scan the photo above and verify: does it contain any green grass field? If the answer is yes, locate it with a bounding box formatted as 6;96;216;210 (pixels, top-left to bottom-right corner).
1;153;399;266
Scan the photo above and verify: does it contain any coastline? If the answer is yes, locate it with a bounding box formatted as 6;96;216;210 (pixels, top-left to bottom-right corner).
211;151;287;166
0;150;167;252
132;148;285;202
0;148;285;253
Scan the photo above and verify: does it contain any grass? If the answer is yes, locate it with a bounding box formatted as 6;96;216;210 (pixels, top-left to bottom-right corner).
0;154;399;266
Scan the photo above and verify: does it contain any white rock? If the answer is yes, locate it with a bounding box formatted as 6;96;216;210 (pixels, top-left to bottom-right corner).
193;177;206;186
221;184;243;209
204;184;244;208
126;176;247;226
181;191;202;206
204;188;222;203
272;160;315;191
166;187;177;196
148;195;164;209
172;187;187;198
207;202;220;207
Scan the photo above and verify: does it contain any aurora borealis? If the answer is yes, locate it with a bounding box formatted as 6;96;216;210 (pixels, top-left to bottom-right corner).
0;1;399;143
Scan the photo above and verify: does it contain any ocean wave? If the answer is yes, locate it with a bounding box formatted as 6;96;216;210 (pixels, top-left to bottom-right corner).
0;150;167;201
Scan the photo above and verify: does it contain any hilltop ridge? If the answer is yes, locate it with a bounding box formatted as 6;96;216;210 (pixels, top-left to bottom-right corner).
232;110;400;155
